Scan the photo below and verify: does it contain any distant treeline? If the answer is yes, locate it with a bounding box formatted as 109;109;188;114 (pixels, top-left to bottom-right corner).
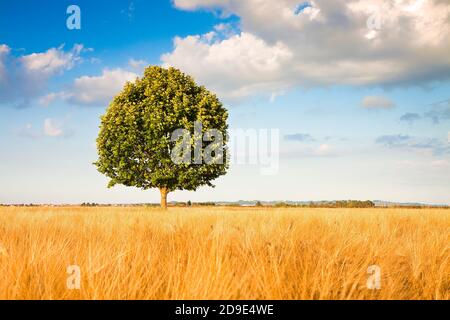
260;200;376;208
2;201;448;209
80;201;217;207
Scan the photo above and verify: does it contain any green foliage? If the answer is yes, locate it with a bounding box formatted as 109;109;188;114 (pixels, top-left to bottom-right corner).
95;66;229;196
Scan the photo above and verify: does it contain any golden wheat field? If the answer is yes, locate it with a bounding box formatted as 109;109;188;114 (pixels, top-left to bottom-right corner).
0;206;448;300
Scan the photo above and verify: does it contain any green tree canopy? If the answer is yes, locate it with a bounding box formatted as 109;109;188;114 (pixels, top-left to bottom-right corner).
95;66;228;208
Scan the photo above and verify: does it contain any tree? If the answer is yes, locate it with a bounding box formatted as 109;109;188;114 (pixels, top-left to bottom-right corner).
95;66;229;209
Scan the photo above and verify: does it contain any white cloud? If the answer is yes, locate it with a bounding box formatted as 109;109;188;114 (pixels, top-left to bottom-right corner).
168;0;450;99
173;0;231;10
0;44;10;83
48;68;139;106
68;68;138;106
0;44;85;108
43;118;64;137
270;90;286;103
39;92;64;107
162;31;293;99
128;58;147;70
17;118;71;138
314;144;337;157
361;95;395;109
0;45;9;54
21;44;82;76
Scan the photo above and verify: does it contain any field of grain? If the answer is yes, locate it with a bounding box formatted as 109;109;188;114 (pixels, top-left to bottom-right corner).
0;206;448;300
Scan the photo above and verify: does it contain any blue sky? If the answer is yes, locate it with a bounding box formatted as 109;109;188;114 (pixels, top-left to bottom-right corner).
1;0;449;204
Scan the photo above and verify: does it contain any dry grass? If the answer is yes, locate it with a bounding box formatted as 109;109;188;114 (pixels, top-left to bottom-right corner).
0;206;448;300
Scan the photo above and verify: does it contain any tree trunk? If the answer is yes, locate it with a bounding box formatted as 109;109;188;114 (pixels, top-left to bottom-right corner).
160;187;168;209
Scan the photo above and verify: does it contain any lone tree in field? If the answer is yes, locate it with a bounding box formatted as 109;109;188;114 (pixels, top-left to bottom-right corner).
95;66;228;209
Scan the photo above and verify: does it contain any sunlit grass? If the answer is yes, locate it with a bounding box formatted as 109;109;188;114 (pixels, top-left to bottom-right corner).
0;206;448;299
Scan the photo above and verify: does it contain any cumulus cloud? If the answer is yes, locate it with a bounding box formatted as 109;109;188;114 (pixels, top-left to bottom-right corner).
162;31;293;99
45;68;139;106
128;58;148;70
361;95;395;109
67;68;138;105
21;44;83;76
168;0;450;99
0;44;85;108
